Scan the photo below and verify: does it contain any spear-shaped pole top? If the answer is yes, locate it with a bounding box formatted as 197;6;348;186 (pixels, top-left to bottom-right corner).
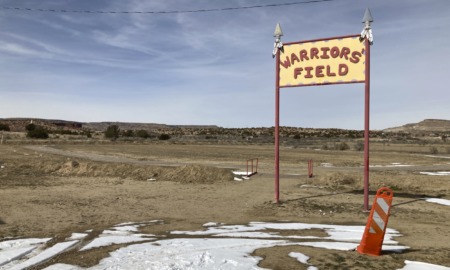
362;8;374;23
273;23;283;37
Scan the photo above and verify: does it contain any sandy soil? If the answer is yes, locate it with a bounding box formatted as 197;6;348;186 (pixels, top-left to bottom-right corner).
0;142;449;269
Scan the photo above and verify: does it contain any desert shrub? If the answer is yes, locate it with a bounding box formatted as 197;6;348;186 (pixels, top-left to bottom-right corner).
158;134;171;140
354;141;364;151
104;125;120;140
136;130;150;138
52;129;79;135
122;130;134;137
27;126;49;139
25;123;36;131
321;144;329;150
429;146;438;154
335;142;350;151
313;172;358;190
0;124;10;131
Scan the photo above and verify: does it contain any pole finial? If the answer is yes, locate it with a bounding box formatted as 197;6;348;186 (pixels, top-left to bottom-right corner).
273;23;283;37
360;8;374;45
362;8;374;23
272;23;284;58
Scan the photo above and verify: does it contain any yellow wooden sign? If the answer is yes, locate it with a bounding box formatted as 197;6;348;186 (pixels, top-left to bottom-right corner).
279;36;365;87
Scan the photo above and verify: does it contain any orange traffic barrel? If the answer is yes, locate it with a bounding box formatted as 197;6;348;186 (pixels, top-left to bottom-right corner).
357;187;394;256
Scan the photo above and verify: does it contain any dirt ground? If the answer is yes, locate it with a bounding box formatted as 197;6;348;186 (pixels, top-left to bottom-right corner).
0;142;449;269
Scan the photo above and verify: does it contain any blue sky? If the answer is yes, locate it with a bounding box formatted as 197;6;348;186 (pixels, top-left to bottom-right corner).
0;0;448;129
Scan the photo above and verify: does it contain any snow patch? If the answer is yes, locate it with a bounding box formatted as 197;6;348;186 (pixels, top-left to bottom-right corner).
6;240;79;270
419;171;450;176
425;198;450;206
5;221;446;270
288;252;318;270
397;260;450;270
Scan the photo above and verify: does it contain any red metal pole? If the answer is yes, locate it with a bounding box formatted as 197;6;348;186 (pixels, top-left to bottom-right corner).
275;50;281;203
363;37;371;211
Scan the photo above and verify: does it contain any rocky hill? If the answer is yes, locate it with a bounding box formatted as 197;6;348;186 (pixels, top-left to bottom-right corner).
0;118;218;132
383;119;450;134
1;118;448;141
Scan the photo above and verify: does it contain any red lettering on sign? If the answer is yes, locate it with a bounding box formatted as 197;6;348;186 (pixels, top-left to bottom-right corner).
310;48;319;59
305;67;314;78
338;64;349;76
294;67;303;79
280;56;291;69
291;63;353;80
350;51;362;64
340;47;350;60
320;47;330;59
291;53;300;65
300;49;309;61
316;65;325;77
326;65;336;76
330;47;340;58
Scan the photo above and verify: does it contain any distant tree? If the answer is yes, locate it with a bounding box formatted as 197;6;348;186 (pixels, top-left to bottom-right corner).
136;130;150;139
104;125;120;140
0;124;10;131
158;134;171;140
84;130;92;138
27;126;49;139
25;123;36;132
122;129;134;137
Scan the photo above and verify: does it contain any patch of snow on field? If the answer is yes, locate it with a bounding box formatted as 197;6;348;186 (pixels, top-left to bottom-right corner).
232;171;252;181
66;233;88;241
370;163;414;168
397;260;450;270
42;264;81;270
419;171;450;176
0;247;36;267
424;155;450;159
288;252;318;270
7;240;79;270
80;227;155;251
320;163;334;167
3;221;449;270
202;222;224;227
93;238;285;270
0;238;51;266
171;222;401;244
425;198;450;206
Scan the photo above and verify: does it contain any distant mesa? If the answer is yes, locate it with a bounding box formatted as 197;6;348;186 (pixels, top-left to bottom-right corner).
0;117;219;132
383;119;450;134
1;117;449;135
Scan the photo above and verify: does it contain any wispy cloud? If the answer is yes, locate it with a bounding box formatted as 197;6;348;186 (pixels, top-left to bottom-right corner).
0;0;449;128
